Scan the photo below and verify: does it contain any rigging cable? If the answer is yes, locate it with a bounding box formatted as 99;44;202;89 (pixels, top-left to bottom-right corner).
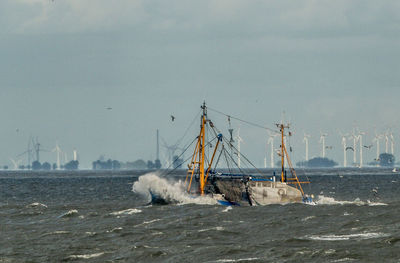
207;106;279;134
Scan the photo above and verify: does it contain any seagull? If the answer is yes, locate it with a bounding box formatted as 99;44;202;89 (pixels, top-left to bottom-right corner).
345;146;354;151
170;115;175;122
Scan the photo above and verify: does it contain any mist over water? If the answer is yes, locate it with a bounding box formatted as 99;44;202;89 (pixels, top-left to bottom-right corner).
1;169;400;262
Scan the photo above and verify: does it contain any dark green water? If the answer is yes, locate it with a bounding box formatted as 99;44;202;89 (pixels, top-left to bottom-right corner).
1;169;399;262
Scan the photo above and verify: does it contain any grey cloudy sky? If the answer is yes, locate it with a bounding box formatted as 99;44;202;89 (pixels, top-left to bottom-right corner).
1;0;399;168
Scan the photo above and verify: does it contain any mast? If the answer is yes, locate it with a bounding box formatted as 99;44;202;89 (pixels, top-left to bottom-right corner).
186;102;222;195
199;102;206;194
277;123;289;182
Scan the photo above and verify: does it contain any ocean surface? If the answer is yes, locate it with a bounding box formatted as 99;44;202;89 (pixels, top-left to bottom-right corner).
1;168;400;262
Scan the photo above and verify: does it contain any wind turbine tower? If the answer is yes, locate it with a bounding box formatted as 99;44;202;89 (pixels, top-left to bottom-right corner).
340;133;348;167
53;142;62;170
373;134;382;163
320;133;328;158
267;134;277;168
156;129;160;161
352;132;358;165
358;131;365;168
303;133;310;161
390;132;395;155
385;132;389;153
235;128;243;168
73;149;78;161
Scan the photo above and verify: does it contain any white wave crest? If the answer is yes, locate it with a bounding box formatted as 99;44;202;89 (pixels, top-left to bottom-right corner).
132;173;217;205
58;209;78;218
110;208;142;215
67;252;104;260
307;232;389;241
222;206;232;212
315;195;387;206
26;202;47;208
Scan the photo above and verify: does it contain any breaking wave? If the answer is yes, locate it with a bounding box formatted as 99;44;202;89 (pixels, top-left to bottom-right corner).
26;202;47;208
58;209;79;218
132;173;217;205
315;195;387;206
66;252;104;260
306;232;389;241
110;208;142;216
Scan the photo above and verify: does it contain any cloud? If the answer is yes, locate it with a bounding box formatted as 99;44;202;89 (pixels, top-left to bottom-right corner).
1;0;398;39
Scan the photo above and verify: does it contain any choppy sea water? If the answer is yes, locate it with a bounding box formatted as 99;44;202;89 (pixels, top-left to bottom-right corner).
1;168;400;262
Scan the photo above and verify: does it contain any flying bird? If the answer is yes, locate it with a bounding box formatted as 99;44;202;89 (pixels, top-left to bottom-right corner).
106;107;112;110
170;115;175;122
345;146;354;151
363;145;373;149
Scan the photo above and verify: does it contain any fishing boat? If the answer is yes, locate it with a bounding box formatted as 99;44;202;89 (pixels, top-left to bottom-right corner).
156;102;312;206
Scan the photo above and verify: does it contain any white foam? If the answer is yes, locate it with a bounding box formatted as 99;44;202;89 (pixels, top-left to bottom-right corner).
26;202;47;208
211;258;260;262
222;206;232;212
315;195;387;206
307;232;389;241
110;208;142;215
302;216;316;222
198;226;224;232
135;219;161;227
67;252;104;259
107;227;123;233
332;258;357;262
132;173;217;205
58;209;78;218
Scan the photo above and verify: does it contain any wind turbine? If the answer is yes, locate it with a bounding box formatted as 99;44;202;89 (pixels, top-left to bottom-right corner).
303;133;310;161
351;131;358;165
373;133;383;164
267;133;278;168
235;128;243;168
9;158;22;170
52;142;63;170
320;133;328;158
73;149;78;161
390;132;395;155
357;131;365;168
339;132;348;167
385;132;389;153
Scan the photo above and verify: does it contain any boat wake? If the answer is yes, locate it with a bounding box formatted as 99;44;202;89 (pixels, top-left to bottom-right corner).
132;173;217;205
315;195;387;206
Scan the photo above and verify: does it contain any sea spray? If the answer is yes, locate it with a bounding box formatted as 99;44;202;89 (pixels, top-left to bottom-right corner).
132;173;217;205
